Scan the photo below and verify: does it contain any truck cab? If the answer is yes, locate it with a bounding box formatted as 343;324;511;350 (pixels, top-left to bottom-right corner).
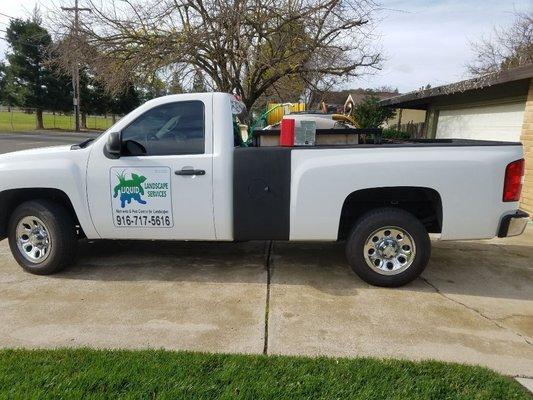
86;92;235;241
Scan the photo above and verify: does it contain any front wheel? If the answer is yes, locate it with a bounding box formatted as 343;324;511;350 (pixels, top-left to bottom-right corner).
8;200;78;275
346;208;431;287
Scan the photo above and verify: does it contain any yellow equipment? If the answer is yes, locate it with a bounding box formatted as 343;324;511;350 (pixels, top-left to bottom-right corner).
266;102;306;125
332;114;359;127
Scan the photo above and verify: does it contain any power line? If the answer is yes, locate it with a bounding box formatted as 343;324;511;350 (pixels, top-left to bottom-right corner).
0;28;50;40
0;14;54;45
0;35;47;49
0;27;52;51
0;12;15;19
0;36;41;52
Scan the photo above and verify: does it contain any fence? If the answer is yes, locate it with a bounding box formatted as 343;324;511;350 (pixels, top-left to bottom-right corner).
0;106;119;132
398;121;426;139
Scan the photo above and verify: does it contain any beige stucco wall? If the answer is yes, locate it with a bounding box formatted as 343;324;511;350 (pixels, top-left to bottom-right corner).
520;79;533;215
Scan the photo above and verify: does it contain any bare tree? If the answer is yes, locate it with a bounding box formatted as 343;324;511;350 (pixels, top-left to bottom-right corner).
467;11;533;76
48;0;381;112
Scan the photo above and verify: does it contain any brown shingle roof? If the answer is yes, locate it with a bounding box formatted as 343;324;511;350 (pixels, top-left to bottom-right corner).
380;64;533;109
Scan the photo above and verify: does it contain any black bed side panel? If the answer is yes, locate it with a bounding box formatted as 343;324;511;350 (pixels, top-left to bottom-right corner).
233;147;291;240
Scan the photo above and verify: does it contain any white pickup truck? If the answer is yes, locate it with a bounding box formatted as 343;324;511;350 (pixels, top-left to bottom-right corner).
0;92;529;286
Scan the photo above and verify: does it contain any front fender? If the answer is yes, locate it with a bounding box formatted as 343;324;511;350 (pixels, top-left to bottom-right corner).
0;148;99;239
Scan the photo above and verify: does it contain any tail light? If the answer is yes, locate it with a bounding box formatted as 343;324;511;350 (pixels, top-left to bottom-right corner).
503;159;524;202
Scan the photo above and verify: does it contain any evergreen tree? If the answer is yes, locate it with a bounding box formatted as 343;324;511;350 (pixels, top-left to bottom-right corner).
192;69;206;93
169;71;185;94
352;96;396;129
4;16;71;128
83;77;112;115
111;83;141;115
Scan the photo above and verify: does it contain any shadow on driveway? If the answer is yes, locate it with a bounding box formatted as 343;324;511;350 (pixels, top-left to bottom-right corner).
56;236;533;303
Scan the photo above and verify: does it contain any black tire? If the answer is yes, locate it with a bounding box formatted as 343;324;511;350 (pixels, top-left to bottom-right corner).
8;200;78;275
345;207;431;287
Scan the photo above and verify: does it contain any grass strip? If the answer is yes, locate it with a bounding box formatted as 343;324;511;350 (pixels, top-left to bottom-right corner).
1;349;531;399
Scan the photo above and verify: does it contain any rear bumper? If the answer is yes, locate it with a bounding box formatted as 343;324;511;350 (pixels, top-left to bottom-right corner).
498;210;530;238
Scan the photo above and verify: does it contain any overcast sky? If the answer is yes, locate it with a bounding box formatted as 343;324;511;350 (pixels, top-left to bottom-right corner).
1;0;531;93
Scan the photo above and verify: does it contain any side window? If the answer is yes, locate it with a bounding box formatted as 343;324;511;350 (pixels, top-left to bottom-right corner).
121;101;205;156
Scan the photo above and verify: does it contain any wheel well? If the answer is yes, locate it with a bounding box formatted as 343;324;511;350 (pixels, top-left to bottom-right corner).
338;187;442;240
0;188;84;240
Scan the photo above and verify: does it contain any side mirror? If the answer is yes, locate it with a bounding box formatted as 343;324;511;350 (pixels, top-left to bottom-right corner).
106;131;121;157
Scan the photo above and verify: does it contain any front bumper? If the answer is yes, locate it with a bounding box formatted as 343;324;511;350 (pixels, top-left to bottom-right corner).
498;210;530;238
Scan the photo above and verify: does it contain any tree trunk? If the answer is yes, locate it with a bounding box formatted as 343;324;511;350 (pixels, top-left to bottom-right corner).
81;112;87;130
396;108;403;131
36;109;44;130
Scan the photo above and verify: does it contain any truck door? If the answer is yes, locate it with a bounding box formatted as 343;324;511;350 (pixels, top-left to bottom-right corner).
86;98;216;240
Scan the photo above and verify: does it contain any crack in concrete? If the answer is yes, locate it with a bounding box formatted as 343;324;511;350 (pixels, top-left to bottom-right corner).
263;241;274;355
495;314;533;323
514;374;533;379
419;276;532;347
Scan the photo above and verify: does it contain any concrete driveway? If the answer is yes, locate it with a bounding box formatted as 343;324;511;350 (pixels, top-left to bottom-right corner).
0;227;532;377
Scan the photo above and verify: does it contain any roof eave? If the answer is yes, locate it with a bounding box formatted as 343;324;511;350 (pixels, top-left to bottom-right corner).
379;63;533;109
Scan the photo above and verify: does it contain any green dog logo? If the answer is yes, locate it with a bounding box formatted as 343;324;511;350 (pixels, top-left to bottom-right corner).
113;171;147;208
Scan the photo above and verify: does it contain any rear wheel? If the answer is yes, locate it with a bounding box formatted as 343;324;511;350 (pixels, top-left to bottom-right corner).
8;200;78;275
346;208;431;287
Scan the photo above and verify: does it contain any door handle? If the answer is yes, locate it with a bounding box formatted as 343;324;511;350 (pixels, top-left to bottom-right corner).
175;168;206;176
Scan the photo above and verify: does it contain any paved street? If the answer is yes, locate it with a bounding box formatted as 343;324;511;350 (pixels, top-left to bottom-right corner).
0;131;531;378
0;131;99;154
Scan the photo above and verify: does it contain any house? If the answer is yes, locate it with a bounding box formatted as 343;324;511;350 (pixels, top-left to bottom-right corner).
314;88;399;113
341;90;426;133
379;63;533;214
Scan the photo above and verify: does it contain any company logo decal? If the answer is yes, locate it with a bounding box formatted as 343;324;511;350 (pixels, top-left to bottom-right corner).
113;171;148;208
110;167;173;228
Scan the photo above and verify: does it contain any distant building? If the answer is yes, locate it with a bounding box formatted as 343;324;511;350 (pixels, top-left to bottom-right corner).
316;88;399;112
311;88;426;133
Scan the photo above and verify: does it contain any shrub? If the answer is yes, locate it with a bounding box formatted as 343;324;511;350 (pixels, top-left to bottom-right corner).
352;95;396;128
382;128;411;140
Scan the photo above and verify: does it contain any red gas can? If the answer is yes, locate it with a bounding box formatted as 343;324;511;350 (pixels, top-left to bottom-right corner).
280;118;295;147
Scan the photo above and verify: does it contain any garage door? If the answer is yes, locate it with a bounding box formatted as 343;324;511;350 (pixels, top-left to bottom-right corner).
436;102;525;141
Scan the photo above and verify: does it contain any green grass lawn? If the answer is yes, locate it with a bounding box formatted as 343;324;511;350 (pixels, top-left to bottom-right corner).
0;349;530;399
0;110;114;132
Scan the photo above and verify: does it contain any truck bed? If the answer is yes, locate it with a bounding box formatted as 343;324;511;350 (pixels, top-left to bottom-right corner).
233;139;522;241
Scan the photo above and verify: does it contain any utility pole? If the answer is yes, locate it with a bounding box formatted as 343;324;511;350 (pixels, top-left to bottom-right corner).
61;0;91;132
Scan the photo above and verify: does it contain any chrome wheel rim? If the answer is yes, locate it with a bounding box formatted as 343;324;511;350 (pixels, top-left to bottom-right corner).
16;216;52;264
363;226;415;275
